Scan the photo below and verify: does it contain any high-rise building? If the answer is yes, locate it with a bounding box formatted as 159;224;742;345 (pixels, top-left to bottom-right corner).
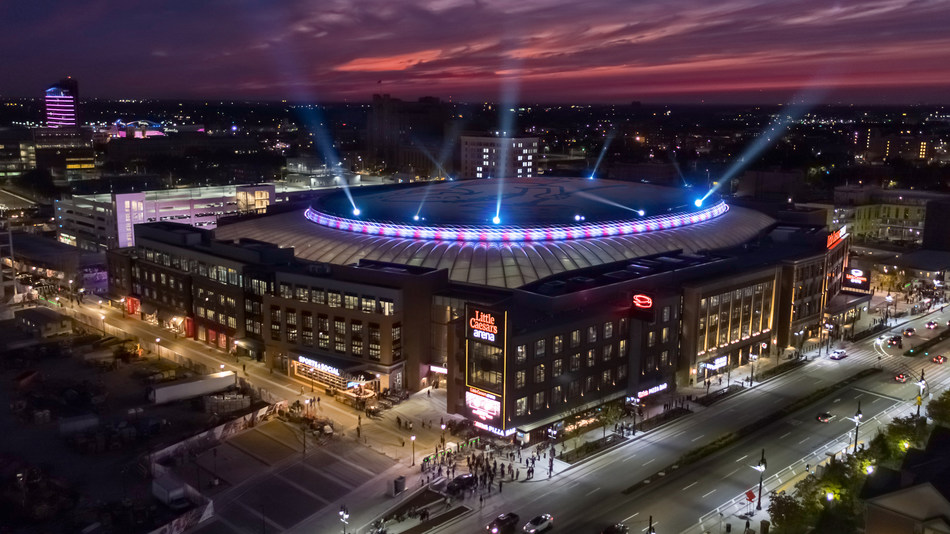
44;77;79;128
461;135;539;180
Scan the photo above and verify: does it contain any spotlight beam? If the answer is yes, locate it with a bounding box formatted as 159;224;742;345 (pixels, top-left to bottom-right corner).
589;130;616;178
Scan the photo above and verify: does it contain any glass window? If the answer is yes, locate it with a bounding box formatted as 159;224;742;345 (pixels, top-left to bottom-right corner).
571;330;581;348
553;335;564;354
552;385;563;404
296;287;309;302
535;339;545;357
604;322;613;339
534;364;545;384
603;344;614;362
660;350;669;367
361;297;375;313
619;339;627;356
553;359;563;377
570;353;580;371
516;397;527;416
311;288;325;304
344;293;358;310
587;349;596;368
516;370;526;388
662;306;671;322
516;345;527;365
602;369;612;386
328;291;342;308
587;325;597;343
648;331;656;347
533;391;545;410
661;327;669;343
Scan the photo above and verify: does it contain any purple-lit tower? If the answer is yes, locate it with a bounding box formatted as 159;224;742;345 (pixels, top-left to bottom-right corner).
44;77;79;128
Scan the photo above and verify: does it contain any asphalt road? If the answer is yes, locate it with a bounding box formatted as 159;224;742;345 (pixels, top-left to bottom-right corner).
435;311;950;534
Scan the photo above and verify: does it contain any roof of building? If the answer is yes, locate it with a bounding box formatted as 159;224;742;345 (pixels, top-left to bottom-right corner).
15;307;65;324
214;202;774;289
893;249;950;272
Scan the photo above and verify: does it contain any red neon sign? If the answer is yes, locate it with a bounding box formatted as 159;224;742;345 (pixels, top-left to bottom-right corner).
633;294;653;309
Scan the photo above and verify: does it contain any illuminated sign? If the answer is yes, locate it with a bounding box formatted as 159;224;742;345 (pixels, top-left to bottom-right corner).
298;355;341;376
637;382;669;399
429;365;448;374
633;294;653;309
843;267;871;291
705;356;728;370
466;306;505;348
474;421;515;437
466;388;501;423
827;225;847;249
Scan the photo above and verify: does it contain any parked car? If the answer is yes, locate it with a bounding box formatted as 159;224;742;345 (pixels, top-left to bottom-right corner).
904;327;917;336
934;355;947;364
830;349;847;360
895;373;908;383
523;514;554;533
817;412;836;423
447;473;476;494
487;513;520;534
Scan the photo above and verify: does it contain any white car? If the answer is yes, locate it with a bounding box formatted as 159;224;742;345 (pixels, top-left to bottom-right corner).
523;514;554;533
830;349;847;360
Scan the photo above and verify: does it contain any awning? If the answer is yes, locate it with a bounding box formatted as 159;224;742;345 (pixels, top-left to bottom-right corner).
139;302;157;315
157;309;175;322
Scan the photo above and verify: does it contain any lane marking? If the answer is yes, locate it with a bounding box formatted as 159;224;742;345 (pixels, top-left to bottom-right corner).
735;455;748;463
703;489;717;498
780;432;791;439
586;487;600;496
643;459;655;466
724;468;738;479
683;481;698;491
623;512;639;523
692;434;705;442
798;437;810;444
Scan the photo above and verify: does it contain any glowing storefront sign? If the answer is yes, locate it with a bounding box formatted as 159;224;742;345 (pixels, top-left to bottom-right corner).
637;382;669;399
633;294;653;309
474;421;516;437
843;267;871;291
466;389;501;423
304;201;729;243
705;356;728;370
429;365;448;374
298;355;341;376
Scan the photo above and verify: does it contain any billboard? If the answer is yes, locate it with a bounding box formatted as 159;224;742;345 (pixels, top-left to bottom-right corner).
843;267;871;292
630;293;656;322
465;388;502;427
466;306;505;347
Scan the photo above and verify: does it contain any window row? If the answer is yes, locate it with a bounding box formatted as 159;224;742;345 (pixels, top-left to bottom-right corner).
514;320;627;364
514;364;628;416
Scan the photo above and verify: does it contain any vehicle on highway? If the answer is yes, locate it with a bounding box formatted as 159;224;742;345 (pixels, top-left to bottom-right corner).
927;321;939;330
487;513;520;534
817;412;836;423
934;355;947;364
447;473;476;494
830;349;847;360
522;514;554;533
601;525;629;534
888;336;903;347
904;327;916;336
895;373;908;383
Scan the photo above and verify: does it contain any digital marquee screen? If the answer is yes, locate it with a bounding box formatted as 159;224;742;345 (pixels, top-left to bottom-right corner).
466;306;505;347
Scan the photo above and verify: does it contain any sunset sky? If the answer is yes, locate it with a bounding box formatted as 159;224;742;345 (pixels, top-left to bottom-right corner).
3;0;949;104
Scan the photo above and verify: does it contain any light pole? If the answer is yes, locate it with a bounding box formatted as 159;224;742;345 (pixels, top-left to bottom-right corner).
440;423;446;449
155;337;161;361
410;434;416;466
849;401;863;454
120;297;126;318
751;448;767;511
99;314;106;335
338;505;349;534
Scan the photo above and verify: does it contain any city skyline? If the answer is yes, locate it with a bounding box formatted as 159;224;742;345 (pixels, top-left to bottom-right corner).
2;0;949;104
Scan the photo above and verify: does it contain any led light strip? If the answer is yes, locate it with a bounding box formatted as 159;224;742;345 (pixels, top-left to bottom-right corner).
304;201;728;242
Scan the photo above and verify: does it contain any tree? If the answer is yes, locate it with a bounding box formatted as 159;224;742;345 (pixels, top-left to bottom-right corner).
885;415;930;453
926;390;950;427
597;403;624;440
768;491;809;534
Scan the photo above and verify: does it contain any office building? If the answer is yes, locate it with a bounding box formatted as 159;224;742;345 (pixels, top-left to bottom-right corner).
44;77;79;128
461;135;539;180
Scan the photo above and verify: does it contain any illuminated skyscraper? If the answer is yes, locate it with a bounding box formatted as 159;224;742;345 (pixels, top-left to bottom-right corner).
44;77;79;128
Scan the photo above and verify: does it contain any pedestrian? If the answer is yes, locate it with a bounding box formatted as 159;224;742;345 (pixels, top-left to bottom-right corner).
479;495;483;508
516;468;520;480
499;480;503;492
242;363;246;373
409;421;413;431
427;389;431;397
397;416;402;428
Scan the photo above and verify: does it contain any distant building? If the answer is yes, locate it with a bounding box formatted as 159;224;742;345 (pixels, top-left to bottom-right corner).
0;128;36;179
44;77;79;128
15;307;71;338
56;183;316;251
834;185;950;245
460;135;538;180
367;94;455;177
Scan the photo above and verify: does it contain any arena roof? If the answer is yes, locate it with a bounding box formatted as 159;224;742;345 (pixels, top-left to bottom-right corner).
214;180;775;289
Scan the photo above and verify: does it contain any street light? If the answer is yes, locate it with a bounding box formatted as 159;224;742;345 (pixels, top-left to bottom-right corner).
751;448;767;511
339;505;349;534
917;369;927;417
440;423;446;448
120;297;126;318
410;434;416;466
848;401;863;454
99;314;106;335
155;338;161;361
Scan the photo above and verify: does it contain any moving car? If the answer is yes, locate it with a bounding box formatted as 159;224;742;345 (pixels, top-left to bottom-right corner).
601;525;629;534
934;355;947;364
895;373;908;383
523;514;554;533
447;473;476;494
927;321;939;330
830;349;847;360
888;336;903;347
904;327;916;336
487;513;520;534
817;412;836;423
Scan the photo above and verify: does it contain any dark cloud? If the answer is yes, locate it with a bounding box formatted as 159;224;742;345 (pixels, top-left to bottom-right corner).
0;0;948;103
